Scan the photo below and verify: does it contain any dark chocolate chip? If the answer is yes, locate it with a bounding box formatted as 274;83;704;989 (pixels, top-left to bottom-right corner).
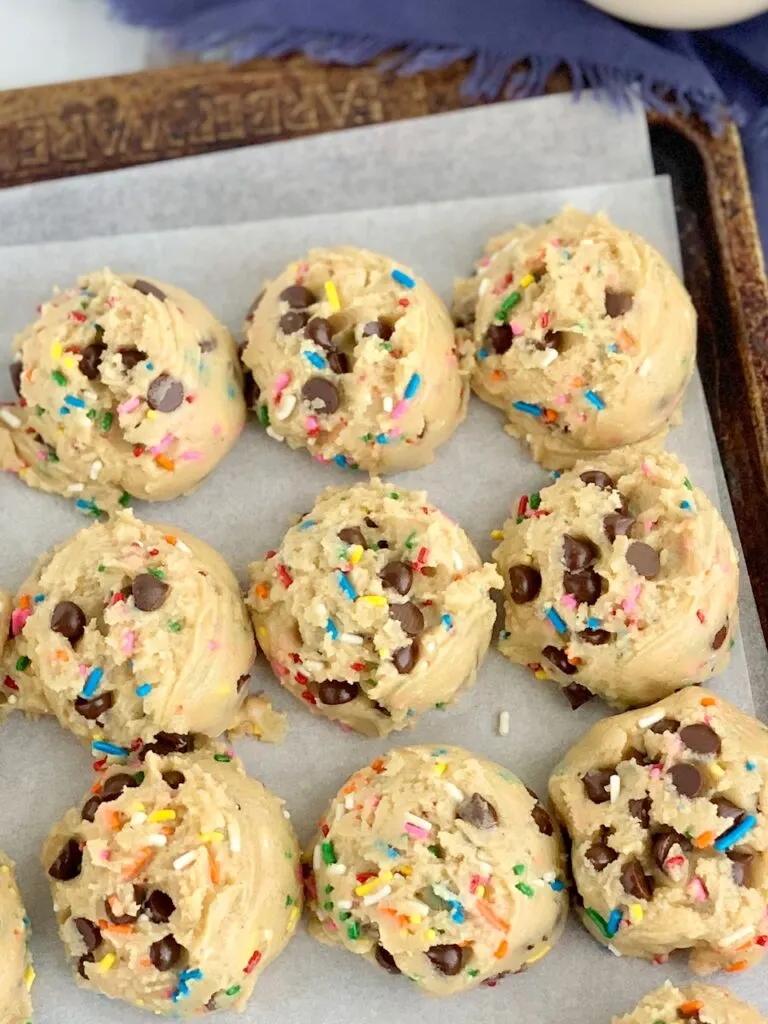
81;796;102;823
669;762;704;798
379;560;412;595
101;772;139;802
563;568;603;605
679;723;721;755
246;291;264;320
375;944;401;974
149;935;184;971
141;732;194;758
579;470;615;491
371;700;391;717
456;793;498;830
301;377;339;414
305;317;334;349
105;888;143;925
392;641;419;674
729;850;754;887
328;350;349;375
363;516;378;529
508;565;541;604
626;748;651;766
563;682;594;709
77;955;95;979
626;542;660;579
48;838;83;881
199;337;217;353
79;343;106;380
133;279;167;301
712;623;728;651
147;374;184;413
542;646;578;676
537;330;564;351
9;361;22;395
563;535;599;571
362;319;393;341
620;858;655;900
604;291;633;318
74;691;115;721
484;323;513;355
377;540;389;550
577;627;611;646
145;890;176;924
628;796;651;829
118;346;147;371
162;770;186;790
243;371;258;410
603;512;634;543
582;769;614;804
74;918;101;953
648;717;680;735
652;828;689;870
390;602;424;637
712;796;744;821
585;841;618;871
279;310;310;335
132;573;169;612
317;680;359;705
426;944;463;976
338;527;366;548
531;803;554;836
279;285;316;309
51;601;87;645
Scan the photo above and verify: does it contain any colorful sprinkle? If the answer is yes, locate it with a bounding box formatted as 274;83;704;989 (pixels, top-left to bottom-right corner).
512;400;543;417
51;370;67;387
336;571;357;601
324;280;341;311
585;907;611;939
325;618;339;640
92;741;129;758
82;668;103;698
545;607;568;635
606;909;622;936
584;389;605;410
496;291;521;320
64;395;85;408
515;882;534;897
714;814;757;851
404;373;421;400
391;269;415;289
441;614;453;631
135;683;153;698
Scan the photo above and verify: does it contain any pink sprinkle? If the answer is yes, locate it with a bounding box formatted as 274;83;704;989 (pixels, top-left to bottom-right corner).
35;451;46;462
688;876;708;902
649;764;664;780
391;400;408;421
117;396;141;415
641;460;653;477
389;428;402;440
479;257;491;268
306;416;320;436
622;584;642;613
271;660;289;677
326;919;339;932
10;608;31;636
212;423;222;437
509;321;523;336
150;433;174;456
78;662;89;678
273;371;291;398
560;595;578;611
208;639;220;652
121;630;135;655
555;394;568;405
180;450;203;461
404;823;430;840
100;850;111;861
665;855;686;869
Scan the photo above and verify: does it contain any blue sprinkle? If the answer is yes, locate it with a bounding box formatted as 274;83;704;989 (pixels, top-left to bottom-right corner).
746;760;756;772
499;629;511;641
552;470;562;479
545;607;568;635
145;362;154;371
172;982;189;1003
404;373;421;400
82;667;103;699
304;351;327;370
680;500;692;511
550;879;565;892
34;594;45;603
607;343;619;353
714;814;757;851
448;900;465;924
298;519;317;530
59;406;70;416
227;385;237;399
336;571;357;601
333;454;348;468
325;618;339;640
587;617;600;630
75;499;93;511
606;909;622;937
391;269;415;289
387;846;399;858
477;348;489;361
376;433;389;444
179;969;203;983
135;683;153;698
92;740;129;758
441;613;453;631
584;389;606;410
64;395;86;408
512;400;543;417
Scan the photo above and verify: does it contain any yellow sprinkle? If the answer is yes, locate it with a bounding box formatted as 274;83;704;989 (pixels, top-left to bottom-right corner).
398;865;412;877
425;929;437;941
62;355;76;370
324;280;341;312
358;595;387;607
289;905;300;929
525;944;550;965
534;670;548;680
476;885;486;899
433;763;447;776
377;648;390;660
145;410;157;421
132;802;146;813
256;627;269;646
409;914;423;925
708;762;726;780
629;904;644;924
520;274;535;289
50;341;63;360
355;871;394;896
148;809;176;823
490;529;504;541
199;831;224;843
348;544;364;564
24;965;35;991
98;953;116;973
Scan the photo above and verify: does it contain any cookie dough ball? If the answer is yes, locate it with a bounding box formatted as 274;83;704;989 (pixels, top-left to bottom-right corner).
613;981;767;1024
452;207;696;469
494;451;738;708
3;510;258;748
248;480;502;736
0;852;33;1024
43;749;301;1017
306;744;567;995
242;246;469;473
549;688;768;975
0;269;245;513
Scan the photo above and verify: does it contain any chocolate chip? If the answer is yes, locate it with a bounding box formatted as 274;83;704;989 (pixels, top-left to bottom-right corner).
279;285;316;308
372;701;391;717
149;935;184;971
649;717;680;735
48;839;83;881
626;748;651;766
101;772;139;802
363;517;378;529
563;682;594;709
328;350;349;375
456;793;498;830
621;859;655;900
538;330;564;351
629;796;651;828
301;377;339;414
603;512;634;543
605;291;633;318
377;540;390;550
379;560;412;595
563;535;599;571
74;918;101;953
531;803;554;836
712;623;728;650
484;323;513;355
81;796;102;822
582;769;614;804
669;762;704;798
243;371;258;410
542;646;578;676
579;470;614;490
79;343;106;380
652;828;689;869
362;319;393;341
626;542;660;579
9;361;22;395
305;317;334;349
199;338;217;353
712;796;744;821
132;573;169;612
577;627;611;645
563;568;603;605
392;641;418;674
118;346;147;371
246;291;264;320
147;374;184;413
338;527;366;548
77;955;95;979
585;841;618;871
133;279;167;301
51;601;87;645
237;673;250;692
74;691;115;720
279;310;310;334
317;680;359;705
426;944;463;976
729;850;754;887
680;723;721;755
145;890;176;924
375;944;401;974
105;888;143;925
162;770;185;790
390;602;424;637
508;565;541;604
141;732;194;758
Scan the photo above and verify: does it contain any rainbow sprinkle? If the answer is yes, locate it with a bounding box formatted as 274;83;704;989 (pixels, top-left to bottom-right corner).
82;668;103;698
304;351;327;370
135;683;153;698
92;740;128;758
584;389;606;410
714;814;757;851
513;400;543;417
325;618;339;640
336;571;357;601
545;607;568;635
391;269;415;289
324;280;341;311
404;373;421;400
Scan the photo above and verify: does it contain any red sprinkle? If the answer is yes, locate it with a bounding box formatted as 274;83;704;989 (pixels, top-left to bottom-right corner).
276;564;293;589
92;758;107;773
356;872;376;884
295;672;309;686
398;298;410;308
289;652;302;664
300;690;317;705
756;936;768;947
149;548;159;557
110;592;126;606
696;609;706;624
320;823;330;837
69;310;87;323
3;676;18;692
414;546;428;568
351;662;365;671
517;494;528;518
133;445;145;458
540;312;550;329
266;550;277;560
244;950;262;975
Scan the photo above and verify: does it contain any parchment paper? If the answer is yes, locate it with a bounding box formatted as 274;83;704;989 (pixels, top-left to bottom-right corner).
0;174;765;1022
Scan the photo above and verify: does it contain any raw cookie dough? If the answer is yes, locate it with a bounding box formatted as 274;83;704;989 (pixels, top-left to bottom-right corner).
494;450;738;708
613;981;767;1024
43;748;301;1017
305;744;567;995
0;510;278;749
242;246;470;473
248;480;502;736
0;269;245;513
452;207;696;469
549;688;768;975
0;851;33;1024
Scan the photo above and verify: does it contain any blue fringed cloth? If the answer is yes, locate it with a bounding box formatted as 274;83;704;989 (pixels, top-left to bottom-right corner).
108;0;768;253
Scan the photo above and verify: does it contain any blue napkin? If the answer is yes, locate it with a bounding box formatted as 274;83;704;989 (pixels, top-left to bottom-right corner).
109;0;768;253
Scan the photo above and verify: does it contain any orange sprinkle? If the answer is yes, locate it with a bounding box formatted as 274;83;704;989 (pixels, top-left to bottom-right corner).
208;849;220;885
491;370;503;381
570;376;584;388
19;594;30;611
617;329;635;350
694;831;715;849
475;899;510;933
341;782;358;796
106;810;122;831
90;782;103;795
701;696;717;707
370;758;385;773
154;454;175;472
679;1001;703;1015
255;583;270;600
543;409;558;423
139;957;152;968
163;534;178;546
494;939;509;960
379;908;398;919
726;960;749;973
121;848;153;880
54;649;69;662
396;914;409;928
103;923;134;936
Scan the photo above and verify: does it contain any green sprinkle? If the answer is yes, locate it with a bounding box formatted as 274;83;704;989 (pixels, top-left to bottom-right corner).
339;911;351;921
168;621;182;633
35;406;45;417
283;851;293;859
321;841;337;865
404;531;417;549
15;656;30;671
585;907;611;939
434;702;446;709
133;772;145;785
46;450;59;463
361;433;373;443
147;567;165;579
380;342;393;352
529;492;541;510
467;968;480;978
516;882;534;897
285;895;295;907
516;517;524;524
323;901;334;912
51;370;67;387
324;884;334;894
495;290;521;321
684;477;693;490
118;491;131;507
86;408;97;421
213;754;231;763
347;922;360;940
389;492;399;499
225;985;241;997
97;564;106;573
427;844;443;858
513;864;525;875
257;404;270;428
101;412;114;432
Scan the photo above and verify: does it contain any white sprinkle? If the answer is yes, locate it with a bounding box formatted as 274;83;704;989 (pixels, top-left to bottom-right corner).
315;603;328;619
173;850;197;871
344;794;355;810
337;899;353;910
274;394;297;421
327;863;347;875
147;834;167;847
340;633;364;645
638;709;666;729
6;694;17;705
443;783;464;803
383;397;394;413
425;641;436;654
304;660;324;674
405;812;432;831
476;861;493;876
478;277;490;296
540;348;559;367
498;711;510;736
408;900;432;916
283;809;291;819
609;774;621;804
638;359;652;377
0;409;21;429
542;871;555;883
83;389;98;402
313;844;323;871
266;426;285;443
607;944;622;957
720;926;755;947
453;551;463;571
229;820;241;854
175;539;192;554
334;804;345;822
89;459;103;480
363;884;392;905
67;483;85;493
130;812;147;827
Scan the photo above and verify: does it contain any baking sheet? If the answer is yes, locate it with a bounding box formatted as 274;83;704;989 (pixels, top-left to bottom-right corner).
0;175;765;1022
